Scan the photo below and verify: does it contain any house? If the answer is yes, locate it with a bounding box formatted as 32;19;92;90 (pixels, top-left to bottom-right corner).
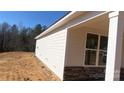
35;11;124;81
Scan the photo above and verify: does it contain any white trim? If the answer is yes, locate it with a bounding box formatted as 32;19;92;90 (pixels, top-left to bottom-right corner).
109;11;119;18
96;35;101;66
105;11;124;81
62;28;68;80
83;32;87;66
82;65;105;68
85;49;98;51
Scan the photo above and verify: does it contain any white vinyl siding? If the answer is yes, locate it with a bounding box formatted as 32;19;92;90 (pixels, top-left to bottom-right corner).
35;12;110;80
35;27;67;80
65;27;108;67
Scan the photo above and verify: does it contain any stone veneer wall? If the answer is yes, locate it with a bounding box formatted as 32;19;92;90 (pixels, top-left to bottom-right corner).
64;66;105;81
64;67;124;81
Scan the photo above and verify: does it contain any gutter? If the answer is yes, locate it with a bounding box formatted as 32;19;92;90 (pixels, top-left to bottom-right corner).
35;11;76;39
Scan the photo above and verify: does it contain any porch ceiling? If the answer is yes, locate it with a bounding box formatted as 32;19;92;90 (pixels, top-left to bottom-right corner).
70;14;109;31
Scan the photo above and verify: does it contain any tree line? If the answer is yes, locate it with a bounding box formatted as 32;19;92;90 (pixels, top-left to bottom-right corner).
0;22;46;52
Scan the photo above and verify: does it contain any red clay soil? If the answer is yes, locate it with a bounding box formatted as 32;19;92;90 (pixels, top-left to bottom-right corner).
0;52;60;81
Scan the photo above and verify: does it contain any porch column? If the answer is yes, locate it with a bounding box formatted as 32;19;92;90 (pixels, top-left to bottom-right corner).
105;11;124;81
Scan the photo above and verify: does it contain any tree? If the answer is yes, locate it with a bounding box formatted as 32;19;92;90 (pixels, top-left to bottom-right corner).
0;22;10;52
8;24;19;51
0;22;47;52
33;24;44;37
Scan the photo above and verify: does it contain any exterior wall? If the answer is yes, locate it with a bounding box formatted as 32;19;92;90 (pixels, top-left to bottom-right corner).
65;27;108;66
121;33;124;68
64;28;85;66
35;26;67;80
35;12;108;80
35;11;124;81
115;16;124;67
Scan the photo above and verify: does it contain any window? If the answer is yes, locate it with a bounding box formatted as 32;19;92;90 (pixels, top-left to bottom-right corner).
86;34;98;49
99;36;108;65
100;36;108;50
84;33;108;66
85;50;96;65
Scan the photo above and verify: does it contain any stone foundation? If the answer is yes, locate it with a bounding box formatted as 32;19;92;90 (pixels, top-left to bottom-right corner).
64;66;105;81
64;67;124;81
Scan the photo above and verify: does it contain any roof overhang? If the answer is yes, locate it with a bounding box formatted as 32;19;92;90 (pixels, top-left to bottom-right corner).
35;11;110;39
35;11;86;39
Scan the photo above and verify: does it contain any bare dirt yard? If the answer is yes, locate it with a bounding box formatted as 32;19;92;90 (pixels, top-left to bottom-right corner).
0;52;60;81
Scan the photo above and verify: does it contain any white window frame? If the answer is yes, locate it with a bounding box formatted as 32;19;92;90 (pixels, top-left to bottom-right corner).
84;32;107;67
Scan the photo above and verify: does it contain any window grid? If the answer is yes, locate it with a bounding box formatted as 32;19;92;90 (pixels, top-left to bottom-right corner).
96;35;101;66
84;33;107;66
